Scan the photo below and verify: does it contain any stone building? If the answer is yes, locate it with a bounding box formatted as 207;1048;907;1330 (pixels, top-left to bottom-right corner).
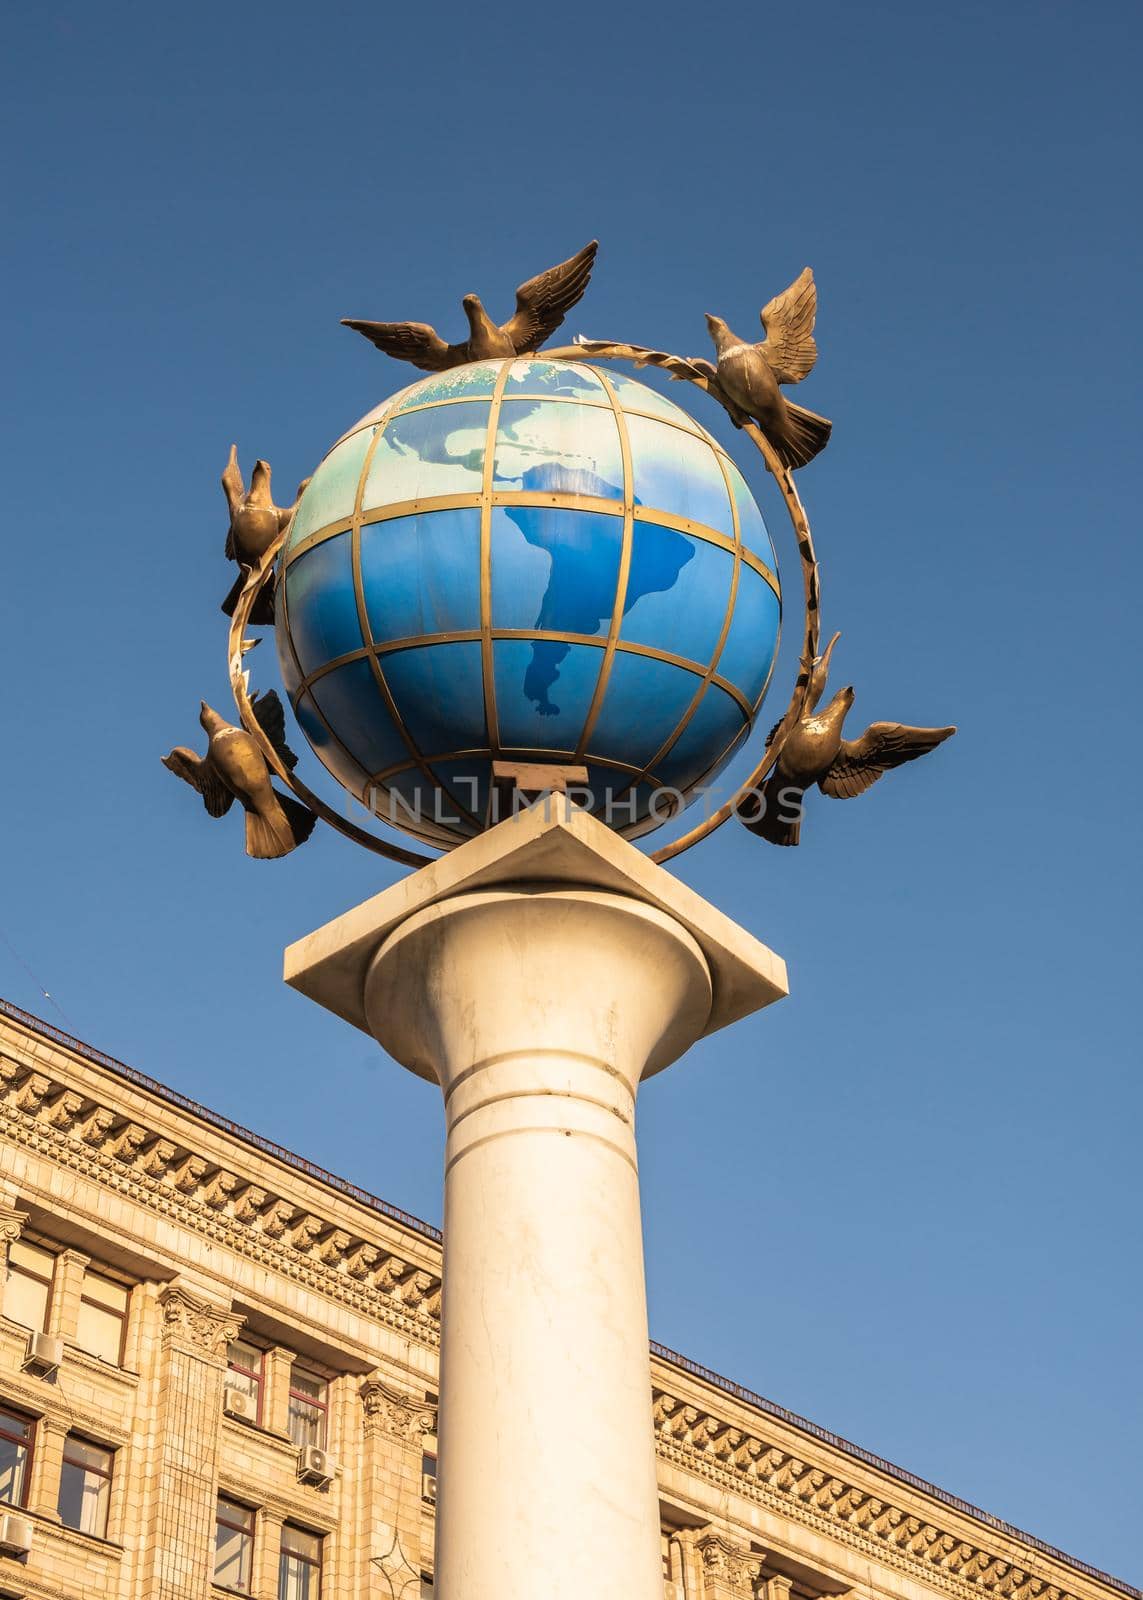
0;997;1134;1600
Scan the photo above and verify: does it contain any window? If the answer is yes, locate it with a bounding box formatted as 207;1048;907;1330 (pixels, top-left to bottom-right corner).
58;1435;113;1537
76;1270;129;1365
278;1525;322;1600
4;1239;54;1331
226;1339;264;1420
214;1496;254;1592
0;1406;33;1508
287;1371;328;1450
421;1451;437;1503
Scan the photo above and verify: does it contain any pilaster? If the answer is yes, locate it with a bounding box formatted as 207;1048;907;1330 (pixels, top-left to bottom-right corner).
0;1200;28;1318
359;1372;436;1597
47;1246;90;1340
254;1507;285;1600
27;1413;69;1521
264;1344;297;1436
144;1280;244;1600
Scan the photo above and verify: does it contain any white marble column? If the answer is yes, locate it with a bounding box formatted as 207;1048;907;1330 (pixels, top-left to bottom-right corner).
286;798;787;1600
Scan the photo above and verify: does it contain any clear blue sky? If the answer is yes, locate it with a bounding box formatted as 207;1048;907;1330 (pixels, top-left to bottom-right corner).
2;0;1139;1582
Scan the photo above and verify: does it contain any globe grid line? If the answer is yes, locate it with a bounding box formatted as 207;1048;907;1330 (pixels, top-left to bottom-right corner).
477;360;514;755
350;397;486;834
327;369;727;451
232;354;794;865
283;497;780;597
229;544;436;866
610;439;746;805
275;571;461;853
649;417;819;864
570;365;637;763
293;636;756;720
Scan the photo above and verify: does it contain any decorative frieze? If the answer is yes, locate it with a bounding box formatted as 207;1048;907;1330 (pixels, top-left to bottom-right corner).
652;1388;1085;1600
16;1073;52;1113
107;1121;149;1163
0;1051;445;1354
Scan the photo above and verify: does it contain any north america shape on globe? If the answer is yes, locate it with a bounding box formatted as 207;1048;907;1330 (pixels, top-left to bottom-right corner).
276;359;781;841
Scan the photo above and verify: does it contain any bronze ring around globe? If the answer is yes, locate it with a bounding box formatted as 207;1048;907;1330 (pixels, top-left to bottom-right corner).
228;353;823;865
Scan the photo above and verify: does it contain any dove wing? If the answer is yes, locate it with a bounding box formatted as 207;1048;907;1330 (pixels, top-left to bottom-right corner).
758;267;819;386
503;240;599;353
162;748;234;817
340;319;461;372
250;690;300;770
222;444;244;557
819;722;957;799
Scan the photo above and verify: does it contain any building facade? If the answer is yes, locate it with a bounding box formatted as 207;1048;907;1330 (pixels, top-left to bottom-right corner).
0;997;1135;1600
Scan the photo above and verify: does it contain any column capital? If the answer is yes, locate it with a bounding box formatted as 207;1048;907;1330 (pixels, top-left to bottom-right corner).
158;1280;244;1358
285;796;786;1055
37;1413;73;1438
696;1531;764;1598
359;1373;436;1442
0;1202;28;1245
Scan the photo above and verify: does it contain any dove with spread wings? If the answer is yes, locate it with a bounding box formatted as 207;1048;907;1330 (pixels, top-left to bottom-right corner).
162;692;316;860
738;634;956;846
576;267;832;470
342;240;599;370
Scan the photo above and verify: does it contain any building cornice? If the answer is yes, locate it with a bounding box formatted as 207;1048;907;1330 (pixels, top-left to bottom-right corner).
0;1018;445;1355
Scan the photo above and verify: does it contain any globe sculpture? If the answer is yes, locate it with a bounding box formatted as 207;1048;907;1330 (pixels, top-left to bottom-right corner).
275;357;781;842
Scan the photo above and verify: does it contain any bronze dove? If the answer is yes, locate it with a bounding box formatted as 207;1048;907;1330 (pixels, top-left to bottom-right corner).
221;446;310;625
739;634;956;846
341;240;599;370
574;268;832;470
162;693;316;860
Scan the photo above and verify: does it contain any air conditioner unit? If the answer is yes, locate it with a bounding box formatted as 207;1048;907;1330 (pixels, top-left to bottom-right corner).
421;1471;437;1504
22;1330;63;1377
297;1446;336;1487
0;1513;34;1556
222;1387;256;1422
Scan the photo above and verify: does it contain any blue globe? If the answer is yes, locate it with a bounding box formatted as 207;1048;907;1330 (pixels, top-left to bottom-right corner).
276;358;780;843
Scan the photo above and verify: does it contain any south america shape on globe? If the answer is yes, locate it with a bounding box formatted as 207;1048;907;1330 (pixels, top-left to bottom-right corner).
503;464;693;717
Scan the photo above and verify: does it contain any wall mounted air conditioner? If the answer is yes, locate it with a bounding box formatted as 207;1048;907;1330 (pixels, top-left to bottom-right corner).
0;1513;34;1556
297;1446;336;1487
21;1331;63;1377
222;1387;256;1422
422;1471;437;1504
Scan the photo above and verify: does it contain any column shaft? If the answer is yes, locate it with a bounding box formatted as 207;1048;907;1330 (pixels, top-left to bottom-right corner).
366;887;713;1600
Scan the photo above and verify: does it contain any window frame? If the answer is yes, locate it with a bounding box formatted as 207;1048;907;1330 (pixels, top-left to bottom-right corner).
0;1404;35;1509
287;1369;329;1451
76;1268;130;1366
58;1432;114;1539
278;1523;323;1600
214;1493;256;1593
4;1238;55;1333
225;1338;266;1424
